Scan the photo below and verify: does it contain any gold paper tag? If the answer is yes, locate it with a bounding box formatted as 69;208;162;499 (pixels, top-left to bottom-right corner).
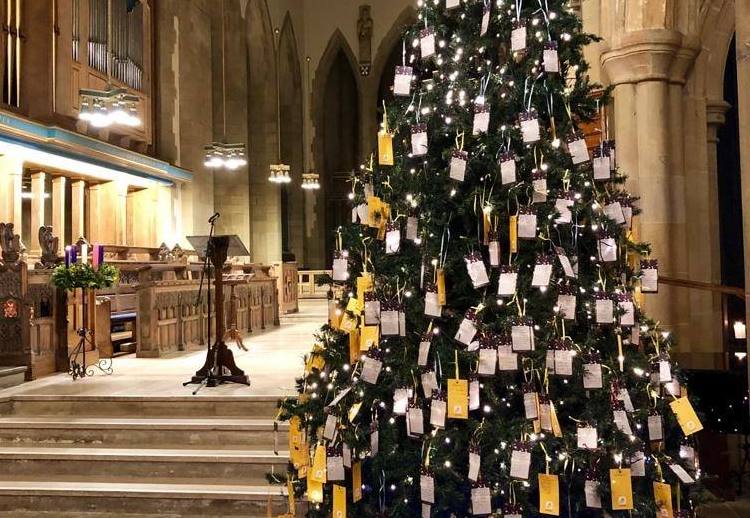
349;329;361;364
436;268;446;305
333;484;347;517
348;401;363;423
289;416;309;469
482;211;491;245
287;480;296;515
610;468;634;511
447;379;468;419
329;304;342;329
509;215;518;253
378;132;394;166
356;275;373;305
310;444;327;483
367;196;383;228
307;476;323;504
352;462;362;502
339;312;358;333
653;481;673;518
346;297;364;315
538;473;560;516
360;325;379;351
669;397;703;436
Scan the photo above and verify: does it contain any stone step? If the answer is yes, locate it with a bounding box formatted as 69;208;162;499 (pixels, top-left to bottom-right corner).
0;447;290;485
0;366;26;390
0;417;289;449
0;480;296;517
2;395;282;419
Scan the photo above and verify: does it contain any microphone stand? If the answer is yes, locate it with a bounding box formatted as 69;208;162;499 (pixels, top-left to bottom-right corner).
187;213;218;395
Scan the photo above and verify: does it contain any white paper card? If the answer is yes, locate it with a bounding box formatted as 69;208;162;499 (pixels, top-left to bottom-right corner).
370;429;379;456
569;138;589;164
364;300;380;325
450;154;467;181
327;455;345;481
467;259;490;288
471;486;491;515
455;318;478;346
595;298;614;324
393;388;409;415
332;257;349;281
511;26;526;52
598;237;618;262
407;216;419;241
555;350;573;376
430;398;446;428
473;109;490;135
532;178;547;203
583;363;603;389
555;198;573;224
418;340;431;366
489;241;500;267
512;325;534;351
469;379;480;410
425;291;441;317
480;6;490;36
557;294;576;320
669;464;695;484
659;360;672;383
343;444;351;468
543;48;559;72
531;263;552;287
613;410;632;435
360;356;383;384
420;32;435;58
412;130;428;156
523;392;538;419
577;426;598;449
604;202;626;225
500;158;516;184
498;272;518;296
446;0;460;8
468;451;481;481
421;370;438;398
393;66;413;96
385;228;401;254
556;249;575;278
324;414;337;440
642;267;658;292
408;406;424;435
630;451;646;477
497;345;518;371
510;449;531;479
518;214;537;239
478;348;496;375
619;301;635;326
520;117;540;143
585;480;602;508
381;310;399;336
648;414;663;441
421;474;435;503
617;388;635;412
593;155;610;180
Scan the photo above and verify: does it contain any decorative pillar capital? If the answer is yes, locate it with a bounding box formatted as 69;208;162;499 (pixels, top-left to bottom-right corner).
601;29;698;86
706;98;732;143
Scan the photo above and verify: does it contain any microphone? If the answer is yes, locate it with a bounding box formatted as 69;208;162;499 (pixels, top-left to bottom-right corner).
208;212;220;224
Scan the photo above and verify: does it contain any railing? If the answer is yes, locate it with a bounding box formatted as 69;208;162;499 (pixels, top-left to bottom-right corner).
298;270;331;299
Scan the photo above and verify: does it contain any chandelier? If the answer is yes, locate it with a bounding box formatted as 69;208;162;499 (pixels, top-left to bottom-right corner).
268;163;291;184
79;87;141;128
204;142;248;170
301;172;320;190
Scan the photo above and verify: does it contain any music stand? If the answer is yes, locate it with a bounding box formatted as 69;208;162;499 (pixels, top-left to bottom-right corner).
185;233;250;392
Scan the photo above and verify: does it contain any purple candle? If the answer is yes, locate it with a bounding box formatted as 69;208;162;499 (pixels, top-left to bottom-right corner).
64;246;71;268
70;247;77;264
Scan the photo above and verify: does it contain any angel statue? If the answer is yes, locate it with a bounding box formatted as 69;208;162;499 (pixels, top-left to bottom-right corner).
0;222;24;264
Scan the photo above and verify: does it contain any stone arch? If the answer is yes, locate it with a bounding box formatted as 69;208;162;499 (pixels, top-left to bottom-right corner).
372;5;418;103
687;0;735;100
246;0;282;263
278;13;305;263
311;30;360;267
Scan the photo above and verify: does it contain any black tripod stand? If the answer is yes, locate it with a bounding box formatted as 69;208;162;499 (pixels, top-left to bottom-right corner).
184;214;250;394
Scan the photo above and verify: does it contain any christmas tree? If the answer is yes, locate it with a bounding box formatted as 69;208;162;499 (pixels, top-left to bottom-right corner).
278;0;704;516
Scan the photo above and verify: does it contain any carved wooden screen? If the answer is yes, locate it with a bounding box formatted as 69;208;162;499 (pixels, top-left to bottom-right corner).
1;0;22;107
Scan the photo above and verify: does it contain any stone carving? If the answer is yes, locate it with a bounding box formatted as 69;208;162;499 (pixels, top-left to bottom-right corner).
28;284;53;318
157;242;172;262
35;226;60;269
357;4;373;75
0;223;24;264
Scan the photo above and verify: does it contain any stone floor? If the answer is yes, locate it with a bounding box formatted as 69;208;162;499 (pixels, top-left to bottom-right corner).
0;299;326;399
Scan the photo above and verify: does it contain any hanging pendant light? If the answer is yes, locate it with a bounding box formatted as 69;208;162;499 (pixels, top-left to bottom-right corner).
300;56;320;193
202;0;247;170
269;27;290;184
78;0;141;128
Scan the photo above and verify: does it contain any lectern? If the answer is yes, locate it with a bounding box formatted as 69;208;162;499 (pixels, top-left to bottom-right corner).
185;233;250;389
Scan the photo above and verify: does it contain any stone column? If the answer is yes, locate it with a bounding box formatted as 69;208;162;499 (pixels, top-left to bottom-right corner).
602;29;701;343
0;155;23;227
735;0;750;381
30;171;47;254
51;177;67;244
71;180;86;242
